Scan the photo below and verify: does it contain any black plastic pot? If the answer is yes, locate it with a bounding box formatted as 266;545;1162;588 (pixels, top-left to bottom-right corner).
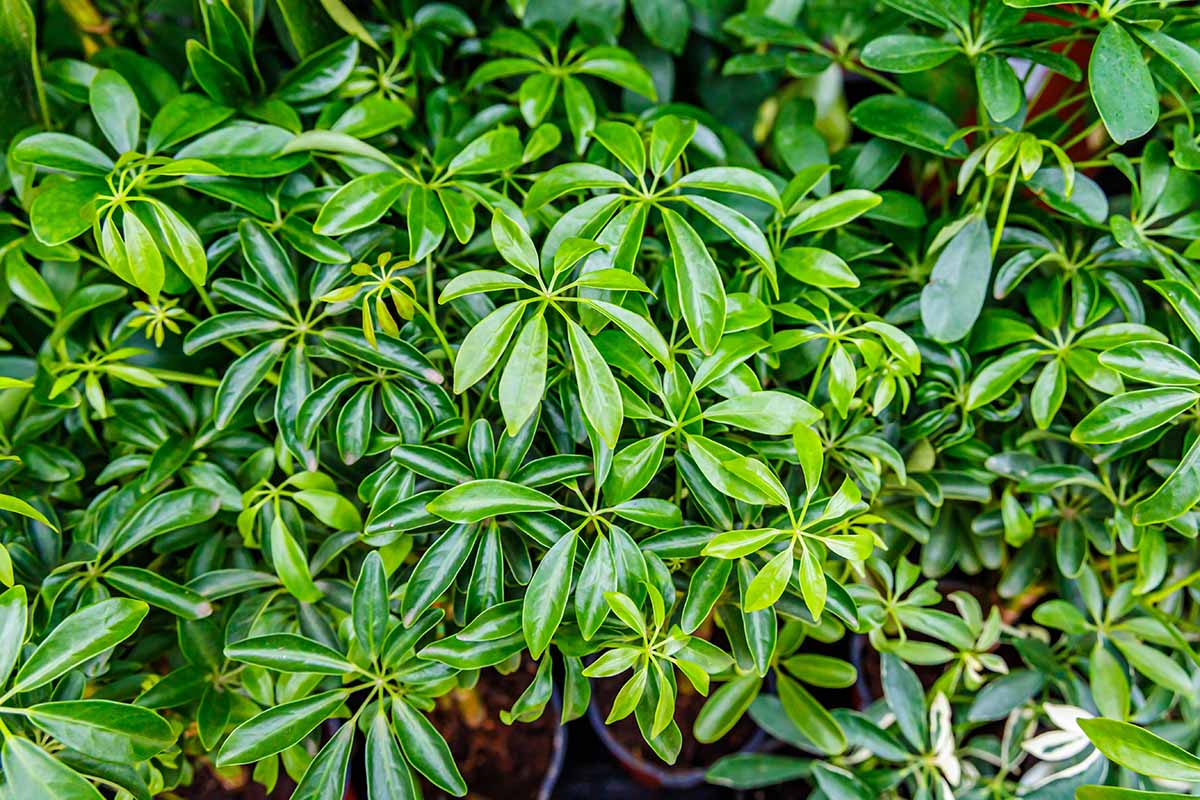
585;691;766;790
538;688;569;800
849;633;876;710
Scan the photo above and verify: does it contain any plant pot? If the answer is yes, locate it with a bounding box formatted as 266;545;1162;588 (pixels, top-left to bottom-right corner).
850;632;878;710
419;661;567;800
587;676;766;790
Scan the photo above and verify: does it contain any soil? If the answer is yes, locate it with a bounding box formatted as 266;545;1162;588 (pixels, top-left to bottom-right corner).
174;764;298;799
421;659;559;800
591;675;758;771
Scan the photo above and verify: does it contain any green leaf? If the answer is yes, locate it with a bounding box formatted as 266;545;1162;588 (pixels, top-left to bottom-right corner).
90;69;140;153
966;347;1043;410
631;0;689;53
518;72;557;127
524;163;631;212
783;655;857;689
1134;434;1200;525
293;489;362;531
662;207;725;355
122;209;165;301
1150;280;1200;342
445;126;522;175
585;300;669;364
5;250;59;312
453;302;524;393
522;529;577;658
702;528;782;559
217;690;350;765
292;720;354;800
13;132;115;175
706;753;810;790
28;700;174;762
921;215;992;343
14;598;148;693
777;672;845;755
694;673;760;743
880;653;926;750
401;525;479;624
110;487;220;557
391;698;466;796
650;114;695;176
577;46;657;99
277;37;359;102
744;548;793;612
353;551;388;660
366;710;417;800
29;176;104;246
105;567;213;620
860;34;958;73
1079;717;1200;781
811;762;872;800
705;391;820;435
1137;29;1200;96
787;190;881;237
0;586;26;688
1100;341;1200;385
225;633;355;674
186;40;249;105
966;669;1044;721
1030;358;1066;429
491;209;539;277
976;53;1021;121
4;736;104;800
1071;388;1197;444
1090;21;1157;145
499;312;548;436
146;92;233;152
0;0;44;146
239;218;299;308
1076;789;1194;800
426;479;558;523
780;247;859;288
439;270;529;302
315;172;407;235
269;515;323;603
683;196;776;288
675;167;781;209
1112;636;1194;695
1090;642;1129;721
150;202;207;288
849;95;968;157
797;546;827;621
407;186;446;262
792;426;823;496
567;318;623;447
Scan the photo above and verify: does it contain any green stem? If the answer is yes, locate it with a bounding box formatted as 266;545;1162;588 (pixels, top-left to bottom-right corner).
144;368;222;387
991;164;1020;258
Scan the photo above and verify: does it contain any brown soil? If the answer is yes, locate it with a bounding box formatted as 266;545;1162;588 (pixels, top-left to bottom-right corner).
422;660;559;800
592;675;757;770
174;765;299;799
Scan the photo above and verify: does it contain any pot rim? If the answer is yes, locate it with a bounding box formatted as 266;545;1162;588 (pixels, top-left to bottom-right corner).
584;682;767;790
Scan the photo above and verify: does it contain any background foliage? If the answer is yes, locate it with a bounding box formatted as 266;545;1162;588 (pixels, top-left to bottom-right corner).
2;0;1200;798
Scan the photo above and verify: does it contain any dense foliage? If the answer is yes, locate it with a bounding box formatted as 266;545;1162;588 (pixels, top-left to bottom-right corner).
4;0;1200;798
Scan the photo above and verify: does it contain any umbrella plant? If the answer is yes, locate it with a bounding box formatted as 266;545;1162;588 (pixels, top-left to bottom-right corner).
2;0;1200;798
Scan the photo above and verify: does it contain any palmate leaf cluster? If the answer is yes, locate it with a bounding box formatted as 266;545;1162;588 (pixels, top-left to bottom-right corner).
3;0;1200;798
